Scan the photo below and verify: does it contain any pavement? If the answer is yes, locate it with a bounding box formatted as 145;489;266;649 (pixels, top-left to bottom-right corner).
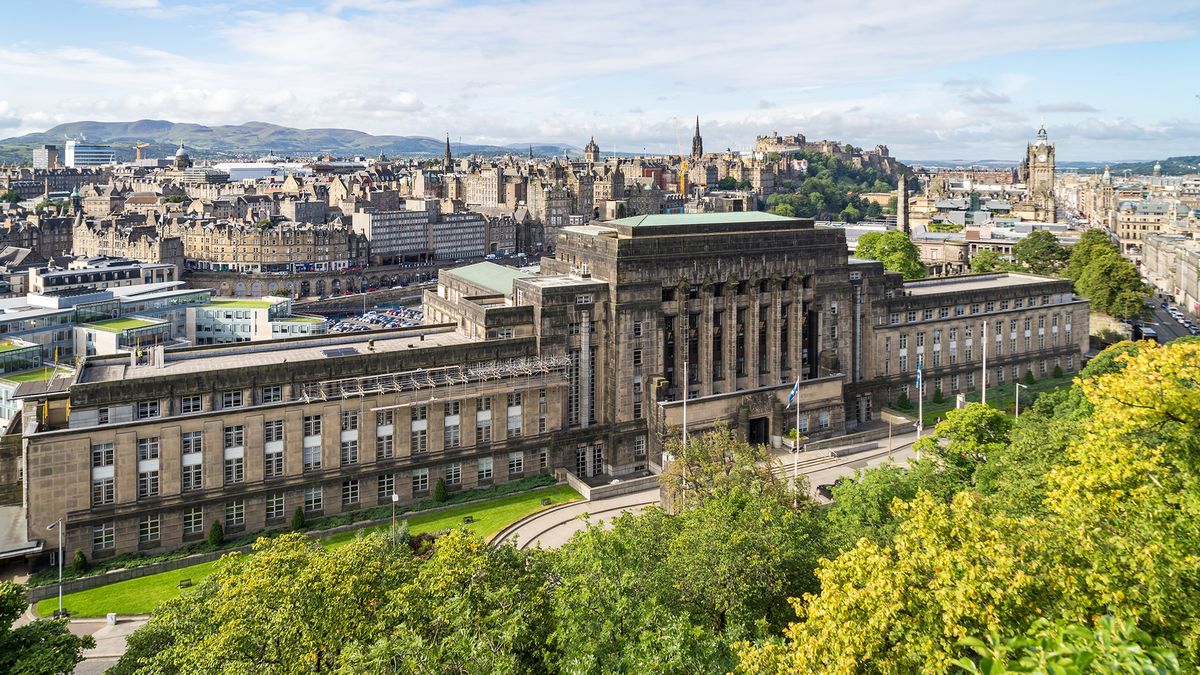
1145;299;1194;342
16;604;148;674
494;489;660;549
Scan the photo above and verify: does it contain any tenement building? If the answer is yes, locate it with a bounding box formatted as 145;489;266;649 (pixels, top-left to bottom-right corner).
12;212;1089;560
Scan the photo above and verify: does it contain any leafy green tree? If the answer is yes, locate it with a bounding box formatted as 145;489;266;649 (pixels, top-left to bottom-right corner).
856;230;925;279
956;616;1181;674
838;204;861;222
1075;249;1149;318
0;581;94;675
0;190;20;204
821;460;959;553
770;203;795;217
290;506;305;530
1024;369;1036;385
913;403;1012;483
717;176;738;190
1012;230;1068;276
206;521;223;547
660;424;790;509
433;477;448;503
1066;228;1117;282
970;249;1004;273
71;550;88;574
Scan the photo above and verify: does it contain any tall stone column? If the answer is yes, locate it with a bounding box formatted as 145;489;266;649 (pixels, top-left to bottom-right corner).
746;279;760;388
698;284;714;397
674;312;687;400
767;279;782;385
723;286;737;389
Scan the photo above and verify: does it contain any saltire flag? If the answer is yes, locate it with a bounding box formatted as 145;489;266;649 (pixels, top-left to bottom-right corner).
915;359;923;390
787;376;801;407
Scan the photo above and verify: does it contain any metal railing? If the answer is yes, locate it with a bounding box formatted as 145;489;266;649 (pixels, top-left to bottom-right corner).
300;353;572;401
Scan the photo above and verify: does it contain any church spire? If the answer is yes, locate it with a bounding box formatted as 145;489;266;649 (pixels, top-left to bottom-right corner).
691;116;703;159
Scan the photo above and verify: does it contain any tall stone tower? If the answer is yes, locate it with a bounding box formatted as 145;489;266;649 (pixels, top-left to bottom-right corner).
897;175;910;235
1025;125;1056;219
691;116;703;159
442;134;453;199
584;136;600;164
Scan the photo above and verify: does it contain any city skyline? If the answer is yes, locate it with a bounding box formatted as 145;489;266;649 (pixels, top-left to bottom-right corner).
1;1;1198;161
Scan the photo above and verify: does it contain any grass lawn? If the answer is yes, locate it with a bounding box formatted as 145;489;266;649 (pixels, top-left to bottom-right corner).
85;317;159;333
894;374;1074;427
1;366;66;384
35;485;579;618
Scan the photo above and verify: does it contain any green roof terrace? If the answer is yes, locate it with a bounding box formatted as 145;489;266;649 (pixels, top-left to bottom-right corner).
82;318;162;333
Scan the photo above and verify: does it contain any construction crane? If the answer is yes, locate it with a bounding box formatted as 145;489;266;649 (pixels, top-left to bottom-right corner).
672;118;688;198
132;142;150;161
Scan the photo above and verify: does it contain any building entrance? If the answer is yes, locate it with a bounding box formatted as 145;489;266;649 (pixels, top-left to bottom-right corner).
748;417;770;445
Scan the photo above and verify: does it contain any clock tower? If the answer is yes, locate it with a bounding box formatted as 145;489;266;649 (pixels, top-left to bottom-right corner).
1024;124;1056;220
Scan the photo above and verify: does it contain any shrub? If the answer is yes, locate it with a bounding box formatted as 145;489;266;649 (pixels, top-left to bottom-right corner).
207;522;224;548
932;387;946;404
291;506;305;531
1024;369;1036;385
71;550;88;574
1053;364;1064;379
895;393;912;410
434;477;448;503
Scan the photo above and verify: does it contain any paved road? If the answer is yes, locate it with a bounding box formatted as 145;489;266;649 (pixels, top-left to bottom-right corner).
1144;300;1192;342
494;489;660;550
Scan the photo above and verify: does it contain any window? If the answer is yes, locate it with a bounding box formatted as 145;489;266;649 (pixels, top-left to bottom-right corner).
923;309;933;321
376;409;393;426
985;302;995;313
136;400;159;419
93;523;114;552
376;434;394;460
223;425;244;449
222;390;243;409
138;470;159;499
182;464;203;492
266;493;284;520
970;303;980;315
939;307;949;318
507;394;522;438
342;479;360;506
444;401;460;449
446;462;461;486
955;304;965;316
225;500;245;527
97;408;109;424
303;443;321;472
476;410;491;443
818;411;830;429
303;487;322;513
412;468;429;493
889;312;899;325
899;334;908;350
575;294;593;305
539;447;549;469
139;515;160;544
137;436;160;461
633;321;643;337
340;439;359;465
92;442;114;467
181;395;202;414
260;385;283;403
411;426;427;454
916;333;925;348
906;310;916;323
634;435;646;457
224;456;244;485
799;415;810;433
378;473;396;501
632;349;643;367
477;457;493;481
508;451;524;475
303;415;322;437
183;507;203;535
341;410;359;431
412;405;427;421
92;476;114;506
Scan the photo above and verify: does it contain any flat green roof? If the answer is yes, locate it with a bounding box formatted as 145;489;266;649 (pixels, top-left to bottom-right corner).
278;315;325;323
0;343;24;353
84;317;161;333
203;300;279;309
447;261;529;296
1;366;65;384
609;212;798;227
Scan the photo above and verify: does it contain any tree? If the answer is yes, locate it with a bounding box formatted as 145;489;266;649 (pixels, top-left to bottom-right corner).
717;176;738;190
770;203;795;217
206;521;223;547
659;424;790;509
855;230;925;279
970;249;1004;273
71;550;88;574
0;581;94;675
0;191;20;204
956;616;1181;674
114;533;415;674
838;204;860;223
1024;369;1036;385
291;506;305;530
821;460;958;553
1066;228;1117;283
1012;230;1068;276
913;403;1012;483
1074;248;1149;318
433;477;448;503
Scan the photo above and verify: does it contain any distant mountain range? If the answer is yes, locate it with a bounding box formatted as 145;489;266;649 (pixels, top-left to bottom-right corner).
0;120;579;163
906;157;1200;176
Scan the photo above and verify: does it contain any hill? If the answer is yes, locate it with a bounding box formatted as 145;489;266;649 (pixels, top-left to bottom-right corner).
1105;156;1200;176
0;120;578;164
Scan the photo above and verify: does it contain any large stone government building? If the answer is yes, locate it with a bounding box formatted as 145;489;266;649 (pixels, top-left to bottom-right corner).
15;213;1088;559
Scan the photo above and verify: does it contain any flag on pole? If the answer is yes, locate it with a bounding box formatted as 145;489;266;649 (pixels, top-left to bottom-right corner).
915;359;923;390
787;376;801;407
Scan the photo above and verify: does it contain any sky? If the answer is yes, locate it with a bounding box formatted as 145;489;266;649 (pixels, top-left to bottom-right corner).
2;0;1199;161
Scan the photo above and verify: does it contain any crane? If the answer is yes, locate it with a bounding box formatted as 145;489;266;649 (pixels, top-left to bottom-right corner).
672;118;688;198
132;142;150;161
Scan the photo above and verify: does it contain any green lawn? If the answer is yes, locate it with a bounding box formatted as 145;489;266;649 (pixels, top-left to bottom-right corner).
1;366;66;384
35;485;579;618
895;374;1074;427
84;317;160;333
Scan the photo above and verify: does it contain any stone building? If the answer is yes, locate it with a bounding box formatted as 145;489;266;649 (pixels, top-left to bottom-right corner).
72;217;185;277
12;212;1090;561
172;220;366;274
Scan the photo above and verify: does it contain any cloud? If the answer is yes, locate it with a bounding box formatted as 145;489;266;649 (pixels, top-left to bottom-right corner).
944;78;1011;105
88;0;159;8
758;100;777;109
1036;101;1100;113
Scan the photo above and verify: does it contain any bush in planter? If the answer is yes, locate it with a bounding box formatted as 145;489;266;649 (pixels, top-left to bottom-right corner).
207;522;224;548
71;550;88;574
434;477;448;503
291;506;306;531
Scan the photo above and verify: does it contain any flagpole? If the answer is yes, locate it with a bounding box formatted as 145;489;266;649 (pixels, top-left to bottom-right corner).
916;358;923;441
981;320;988;406
793;391;800;508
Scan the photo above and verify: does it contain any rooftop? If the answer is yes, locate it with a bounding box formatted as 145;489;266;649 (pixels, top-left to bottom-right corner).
202;299;280;309
83;317;162;333
78;327;471;384
609;212;798;228
446;262;531;297
1;366;67;385
903;272;1064;297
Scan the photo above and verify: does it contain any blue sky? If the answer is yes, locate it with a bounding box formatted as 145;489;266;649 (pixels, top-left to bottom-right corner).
1;0;1198;161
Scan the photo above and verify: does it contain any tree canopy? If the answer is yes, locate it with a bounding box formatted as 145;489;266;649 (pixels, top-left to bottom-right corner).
1012;230;1068;276
855;230;926;279
763;151;897;223
0;582;94;675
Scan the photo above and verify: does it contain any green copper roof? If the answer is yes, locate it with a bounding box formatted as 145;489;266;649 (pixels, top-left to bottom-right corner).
448;262;529;296
609;212;798;227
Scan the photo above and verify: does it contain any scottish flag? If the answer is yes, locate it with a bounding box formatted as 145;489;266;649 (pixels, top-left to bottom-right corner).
915;359;923;389
787;376;800;407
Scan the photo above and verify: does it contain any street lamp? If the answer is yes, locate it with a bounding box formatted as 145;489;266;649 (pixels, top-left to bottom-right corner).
1015;383;1029;418
390;493;400;543
45;519;63;618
